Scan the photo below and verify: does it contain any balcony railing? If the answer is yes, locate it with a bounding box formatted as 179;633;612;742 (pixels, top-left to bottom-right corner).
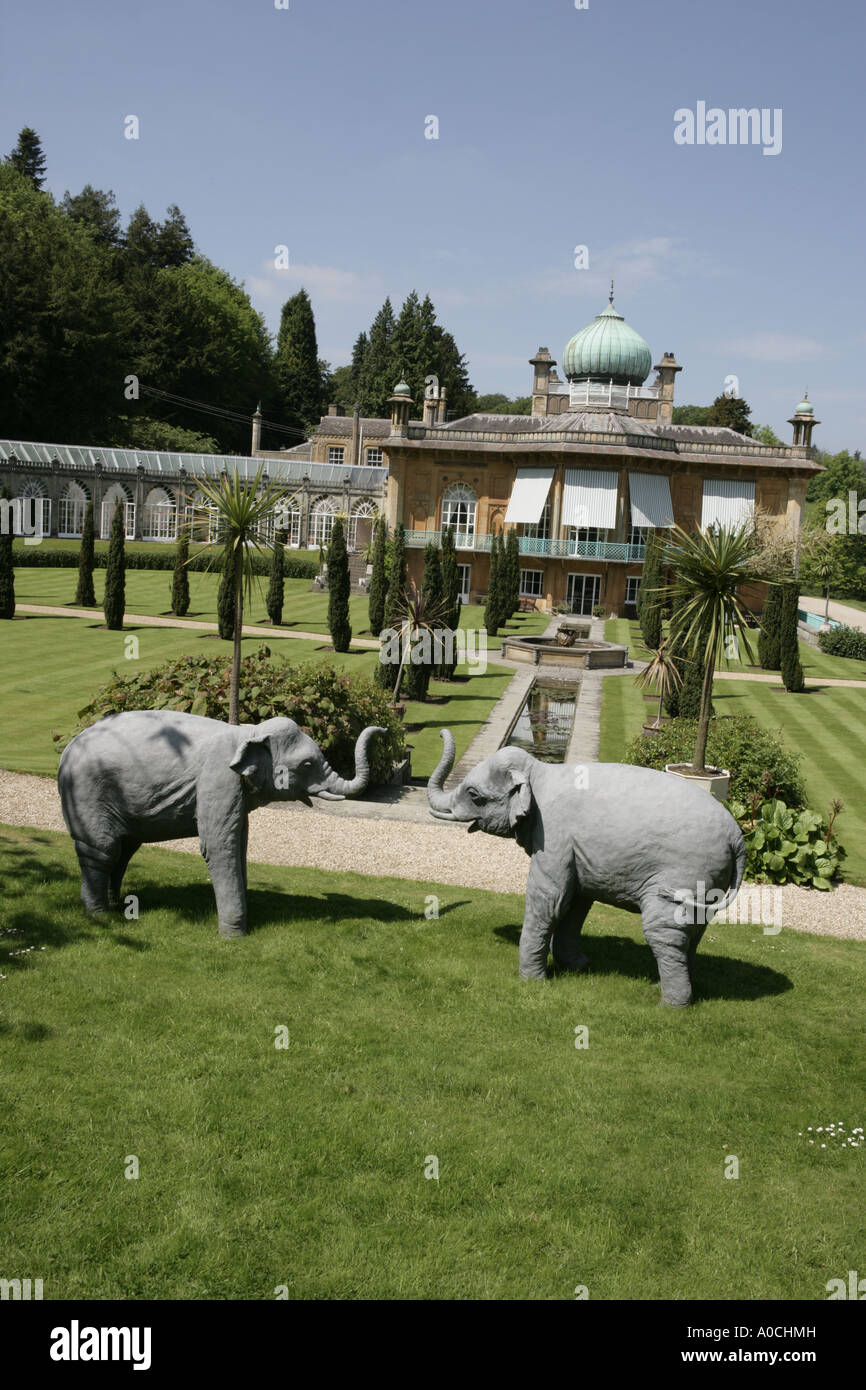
405;530;646;562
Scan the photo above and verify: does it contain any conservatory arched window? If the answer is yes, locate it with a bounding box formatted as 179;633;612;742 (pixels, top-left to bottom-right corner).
349;498;378;551
309;496;338;550
100;484;133;539
59;481;88;538
17;478;50;538
142;486;176;542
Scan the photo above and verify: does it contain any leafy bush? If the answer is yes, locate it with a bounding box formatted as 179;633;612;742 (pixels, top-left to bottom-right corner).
592;604;606;618
625;714;806;807
818;623;866;660
13;541;318;578
55;648;406;786
728;797;846;890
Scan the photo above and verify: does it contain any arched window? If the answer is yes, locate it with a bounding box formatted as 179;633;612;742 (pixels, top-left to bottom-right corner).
309;496;338;549
16;478;50;538
440;483;477;543
59;480;88;537
100;484;133;539
269;500;301;548
142;486;176;542
349;498;378;551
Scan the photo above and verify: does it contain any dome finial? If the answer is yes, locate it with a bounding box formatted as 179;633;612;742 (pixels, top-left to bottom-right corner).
609;279;615;305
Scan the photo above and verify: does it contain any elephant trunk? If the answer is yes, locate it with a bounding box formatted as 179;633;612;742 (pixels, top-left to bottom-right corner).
426;729;457;817
318;726;387;799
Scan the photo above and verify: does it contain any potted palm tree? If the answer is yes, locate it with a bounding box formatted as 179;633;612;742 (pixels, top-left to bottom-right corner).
658;523;762;800
634;638;682;737
193;466;294;725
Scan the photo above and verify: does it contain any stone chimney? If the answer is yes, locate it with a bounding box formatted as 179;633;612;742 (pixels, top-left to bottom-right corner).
251;402;262;454
529;348;555;417
652;353;682;426
350;403;361;467
327;403;339;417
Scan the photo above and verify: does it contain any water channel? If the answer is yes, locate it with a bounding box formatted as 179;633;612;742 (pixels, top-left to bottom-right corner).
506;679;579;763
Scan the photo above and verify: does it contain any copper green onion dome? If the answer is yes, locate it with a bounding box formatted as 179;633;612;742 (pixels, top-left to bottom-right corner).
392;377;412;398
563;284;653;386
795;391;814;416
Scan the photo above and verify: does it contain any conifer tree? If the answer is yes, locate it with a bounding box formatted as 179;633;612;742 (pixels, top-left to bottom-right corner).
438;524;461;680
504;526;520;618
377;522;407;691
0;487;14;619
640;532;662;651
217;546;239;640
664;589;687;717
758;583;782;670
327;516;352;653
7;127;46;189
368;515;388;637
779;580;805;692
102;499;126;630
484;533;503;637
276;289;323;429
265;526;286;625
171;526;191;617
75;499;97;606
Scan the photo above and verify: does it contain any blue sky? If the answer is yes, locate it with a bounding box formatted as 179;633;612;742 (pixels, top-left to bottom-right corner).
2;0;863;450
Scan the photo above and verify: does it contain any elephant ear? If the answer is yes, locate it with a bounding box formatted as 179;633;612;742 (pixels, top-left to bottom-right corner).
228;736;271;794
507;768;533;831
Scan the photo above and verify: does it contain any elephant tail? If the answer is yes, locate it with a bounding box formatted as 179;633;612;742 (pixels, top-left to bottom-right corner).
712;825;747;918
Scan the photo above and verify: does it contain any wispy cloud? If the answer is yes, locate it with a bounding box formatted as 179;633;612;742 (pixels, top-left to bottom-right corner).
526;235;723;301
721;332;827;363
247;260;385;304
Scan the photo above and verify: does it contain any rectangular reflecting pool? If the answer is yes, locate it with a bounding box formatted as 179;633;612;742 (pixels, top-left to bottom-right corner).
506;679;579;763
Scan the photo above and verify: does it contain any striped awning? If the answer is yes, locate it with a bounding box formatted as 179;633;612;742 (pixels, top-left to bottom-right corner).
628;472;674;528
561;468;619;529
504;467;554;524
701;478;755;530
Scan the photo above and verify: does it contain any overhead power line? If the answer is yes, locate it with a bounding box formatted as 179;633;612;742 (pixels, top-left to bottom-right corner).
137;384;308;442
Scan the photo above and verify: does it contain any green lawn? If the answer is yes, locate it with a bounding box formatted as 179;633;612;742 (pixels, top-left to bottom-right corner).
13;568;551;651
0;615;513;781
2;824;863;1300
606;617;866;683
601;620;866;885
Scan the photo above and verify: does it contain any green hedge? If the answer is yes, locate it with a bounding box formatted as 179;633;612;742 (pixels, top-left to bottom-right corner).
817;623;866;660
12;540;318;579
625;714;806;807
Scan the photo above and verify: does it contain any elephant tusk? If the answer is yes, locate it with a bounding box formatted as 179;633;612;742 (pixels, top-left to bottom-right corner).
316;790;346;801
429;809;455;820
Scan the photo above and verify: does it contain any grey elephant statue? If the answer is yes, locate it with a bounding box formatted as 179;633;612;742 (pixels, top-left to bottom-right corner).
427;731;745;1006
58;711;386;937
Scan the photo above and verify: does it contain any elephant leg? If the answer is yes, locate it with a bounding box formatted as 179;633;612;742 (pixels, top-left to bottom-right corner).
200;818;250;938
74;840;116;917
687;920;708;975
518;858;571;980
108;837;141;909
640;895;695;1008
552;896;593;972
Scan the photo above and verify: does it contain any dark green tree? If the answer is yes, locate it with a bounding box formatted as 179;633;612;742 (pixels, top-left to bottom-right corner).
217;545;239;641
368;515;388;637
663;589;687;717
327;516;352;653
103;500;126;631
377;521;406;690
276;289;324;430
0;487;14;618
157;204;194;268
266;527;286;625
484;533;504;637
61;185;122;248
706;393;753;437
405;544;442;702
358;297;396;415
171;526;191;617
504;526;520;618
6;127;46;189
779;580;805;692
438;524;461;680
75;499;97;606
640;532;662;651
757;583;782;670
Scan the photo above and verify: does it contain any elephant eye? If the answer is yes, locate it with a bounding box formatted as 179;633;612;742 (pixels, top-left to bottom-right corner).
468;789;486;805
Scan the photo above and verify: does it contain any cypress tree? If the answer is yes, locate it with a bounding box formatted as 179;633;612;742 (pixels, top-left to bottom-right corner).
266;527;286;625
276;289;324;429
102;500;126;630
664;589;687;717
438;524;461;680
0;487;14;619
405;543;442;702
640;532;662;651
376;522;406;691
327;515;352;653
484;533;503;637
217;545;238;641
368;515;388;637
504;526;520;619
758;582;782;670
171;526;191;617
779;580;805;692
75;499;97;606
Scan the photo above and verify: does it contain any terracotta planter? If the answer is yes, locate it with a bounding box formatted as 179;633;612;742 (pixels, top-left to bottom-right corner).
665;762;731;802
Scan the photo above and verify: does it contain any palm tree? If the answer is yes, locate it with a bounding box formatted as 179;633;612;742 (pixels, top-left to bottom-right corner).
390;580;451;704
633;637;682;729
812;550;836;624
660;524;764;773
193;467;294;724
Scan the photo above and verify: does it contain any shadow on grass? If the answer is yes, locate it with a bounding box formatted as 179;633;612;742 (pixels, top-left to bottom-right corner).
493;924;792;1002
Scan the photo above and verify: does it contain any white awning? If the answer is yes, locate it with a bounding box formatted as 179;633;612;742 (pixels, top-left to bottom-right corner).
628;472;674;528
561;469;619;529
504;467;554;524
701;478;755;530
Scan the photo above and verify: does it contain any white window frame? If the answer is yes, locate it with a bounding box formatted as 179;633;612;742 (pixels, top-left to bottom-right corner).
625;576;641;606
521;501;551;541
59;483;87;538
309;497;338;549
457;564;471;601
328;446;345;465
628;525;648;550
519;569;544;598
441;483;477;544
365;447;383;465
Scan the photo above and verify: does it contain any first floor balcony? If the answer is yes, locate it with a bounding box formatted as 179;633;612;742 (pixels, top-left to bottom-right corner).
405;530;646;563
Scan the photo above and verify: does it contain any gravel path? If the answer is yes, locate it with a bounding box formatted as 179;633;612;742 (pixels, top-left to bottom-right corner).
3;768;864;941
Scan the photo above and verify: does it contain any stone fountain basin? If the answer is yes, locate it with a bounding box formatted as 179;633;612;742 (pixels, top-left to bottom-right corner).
502;635;628;669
